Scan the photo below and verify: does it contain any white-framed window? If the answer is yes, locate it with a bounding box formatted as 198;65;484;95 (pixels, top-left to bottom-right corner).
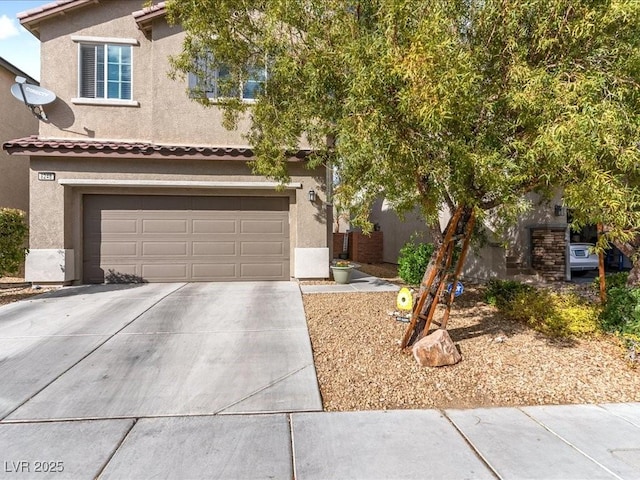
78;43;132;100
188;56;267;102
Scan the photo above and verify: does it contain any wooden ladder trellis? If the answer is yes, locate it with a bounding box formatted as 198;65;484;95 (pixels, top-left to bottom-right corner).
400;205;476;349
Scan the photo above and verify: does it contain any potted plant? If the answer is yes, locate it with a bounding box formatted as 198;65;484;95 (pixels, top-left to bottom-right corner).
330;260;359;284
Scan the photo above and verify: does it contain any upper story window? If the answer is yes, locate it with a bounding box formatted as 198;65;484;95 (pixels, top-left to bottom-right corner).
71;36;139;106
80;44;132;100
188;56;267;102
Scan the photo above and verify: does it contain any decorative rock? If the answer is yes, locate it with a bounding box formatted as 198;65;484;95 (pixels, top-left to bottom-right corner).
412;329;462;367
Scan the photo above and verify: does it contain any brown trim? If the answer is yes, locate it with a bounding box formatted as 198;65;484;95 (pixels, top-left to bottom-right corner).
2;136;311;161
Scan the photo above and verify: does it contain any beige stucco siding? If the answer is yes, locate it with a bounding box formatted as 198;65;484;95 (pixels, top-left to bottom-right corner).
38;1;152;142
149;22;252;146
35;2;256;146
28;165;65;249
0;66;38;211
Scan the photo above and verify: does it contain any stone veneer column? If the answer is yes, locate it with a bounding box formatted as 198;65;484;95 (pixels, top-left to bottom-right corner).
530;228;566;281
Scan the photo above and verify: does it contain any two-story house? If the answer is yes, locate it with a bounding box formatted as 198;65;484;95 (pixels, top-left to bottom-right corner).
3;0;331;285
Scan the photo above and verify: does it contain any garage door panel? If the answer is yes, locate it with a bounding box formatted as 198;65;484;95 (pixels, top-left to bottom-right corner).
142;219;188;234
241;263;285;279
192;219;236;234
191;263;237;279
241;219;285;234
142;242;188;256
141;264;188;280
192;242;236;256
83;195;289;283
101;242;138;256
102;219;138;234
241;241;284;256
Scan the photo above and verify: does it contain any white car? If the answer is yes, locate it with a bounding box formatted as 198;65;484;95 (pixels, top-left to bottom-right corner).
570;243;599;275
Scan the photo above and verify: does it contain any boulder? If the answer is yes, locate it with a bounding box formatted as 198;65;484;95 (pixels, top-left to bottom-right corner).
412;329;461;367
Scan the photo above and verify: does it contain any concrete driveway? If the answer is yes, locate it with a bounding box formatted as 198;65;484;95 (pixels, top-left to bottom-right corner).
0;281;321;421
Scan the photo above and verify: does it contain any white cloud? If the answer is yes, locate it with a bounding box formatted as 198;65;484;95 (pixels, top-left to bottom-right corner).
0;15;19;40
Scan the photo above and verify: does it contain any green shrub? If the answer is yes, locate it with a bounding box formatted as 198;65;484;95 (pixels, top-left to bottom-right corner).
592;271;629;293
600;286;640;336
599;286;640;357
398;240;434;285
495;286;600;337
0;208;28;277
484;279;534;309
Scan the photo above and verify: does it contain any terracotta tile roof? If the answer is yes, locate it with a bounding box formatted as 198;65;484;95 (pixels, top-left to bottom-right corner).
18;0;79;20
133;2;167;34
18;0;97;36
132;2;166;22
2;136;310;161
19;1;168;37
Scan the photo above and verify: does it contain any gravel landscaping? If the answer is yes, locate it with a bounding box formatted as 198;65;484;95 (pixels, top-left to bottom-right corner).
0;277;53;307
303;264;639;411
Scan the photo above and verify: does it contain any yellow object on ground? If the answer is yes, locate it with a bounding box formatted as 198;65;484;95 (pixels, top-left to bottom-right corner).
396;287;413;311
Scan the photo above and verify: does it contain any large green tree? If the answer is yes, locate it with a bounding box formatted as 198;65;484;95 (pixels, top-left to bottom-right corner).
167;0;640;280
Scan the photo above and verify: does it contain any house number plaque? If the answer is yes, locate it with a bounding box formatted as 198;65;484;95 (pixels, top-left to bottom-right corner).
38;172;55;181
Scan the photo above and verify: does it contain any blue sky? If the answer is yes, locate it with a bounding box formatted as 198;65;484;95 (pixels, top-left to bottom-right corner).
0;1;50;81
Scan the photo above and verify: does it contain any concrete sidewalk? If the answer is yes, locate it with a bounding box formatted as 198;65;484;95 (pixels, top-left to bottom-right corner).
300;269;401;293
1;403;639;479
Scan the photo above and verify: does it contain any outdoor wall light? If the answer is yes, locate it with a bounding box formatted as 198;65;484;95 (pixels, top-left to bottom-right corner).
554;204;565;216
308;189;317;202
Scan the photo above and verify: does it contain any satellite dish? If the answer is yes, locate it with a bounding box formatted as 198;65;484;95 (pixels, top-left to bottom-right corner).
11;83;56;106
10;77;57;121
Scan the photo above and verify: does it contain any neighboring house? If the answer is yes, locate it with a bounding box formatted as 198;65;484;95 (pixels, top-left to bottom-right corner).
3;0;330;285
0;57;39;213
369;191;570;282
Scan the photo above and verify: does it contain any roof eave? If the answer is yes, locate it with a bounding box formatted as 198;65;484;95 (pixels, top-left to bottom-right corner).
0;57;39;85
18;0;100;38
133;2;167;34
2;137;311;162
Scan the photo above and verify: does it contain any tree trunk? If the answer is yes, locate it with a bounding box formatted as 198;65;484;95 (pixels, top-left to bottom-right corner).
598;224;606;303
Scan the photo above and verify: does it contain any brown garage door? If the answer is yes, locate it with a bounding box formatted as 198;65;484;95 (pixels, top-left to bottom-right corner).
83;195;290;283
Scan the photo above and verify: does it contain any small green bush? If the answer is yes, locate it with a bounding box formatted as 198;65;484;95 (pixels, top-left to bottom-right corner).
0;208;28;277
598;285;640;357
600;286;640;335
493;285;600;337
484;279;534;309
398;240;434;285
592;271;629;293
